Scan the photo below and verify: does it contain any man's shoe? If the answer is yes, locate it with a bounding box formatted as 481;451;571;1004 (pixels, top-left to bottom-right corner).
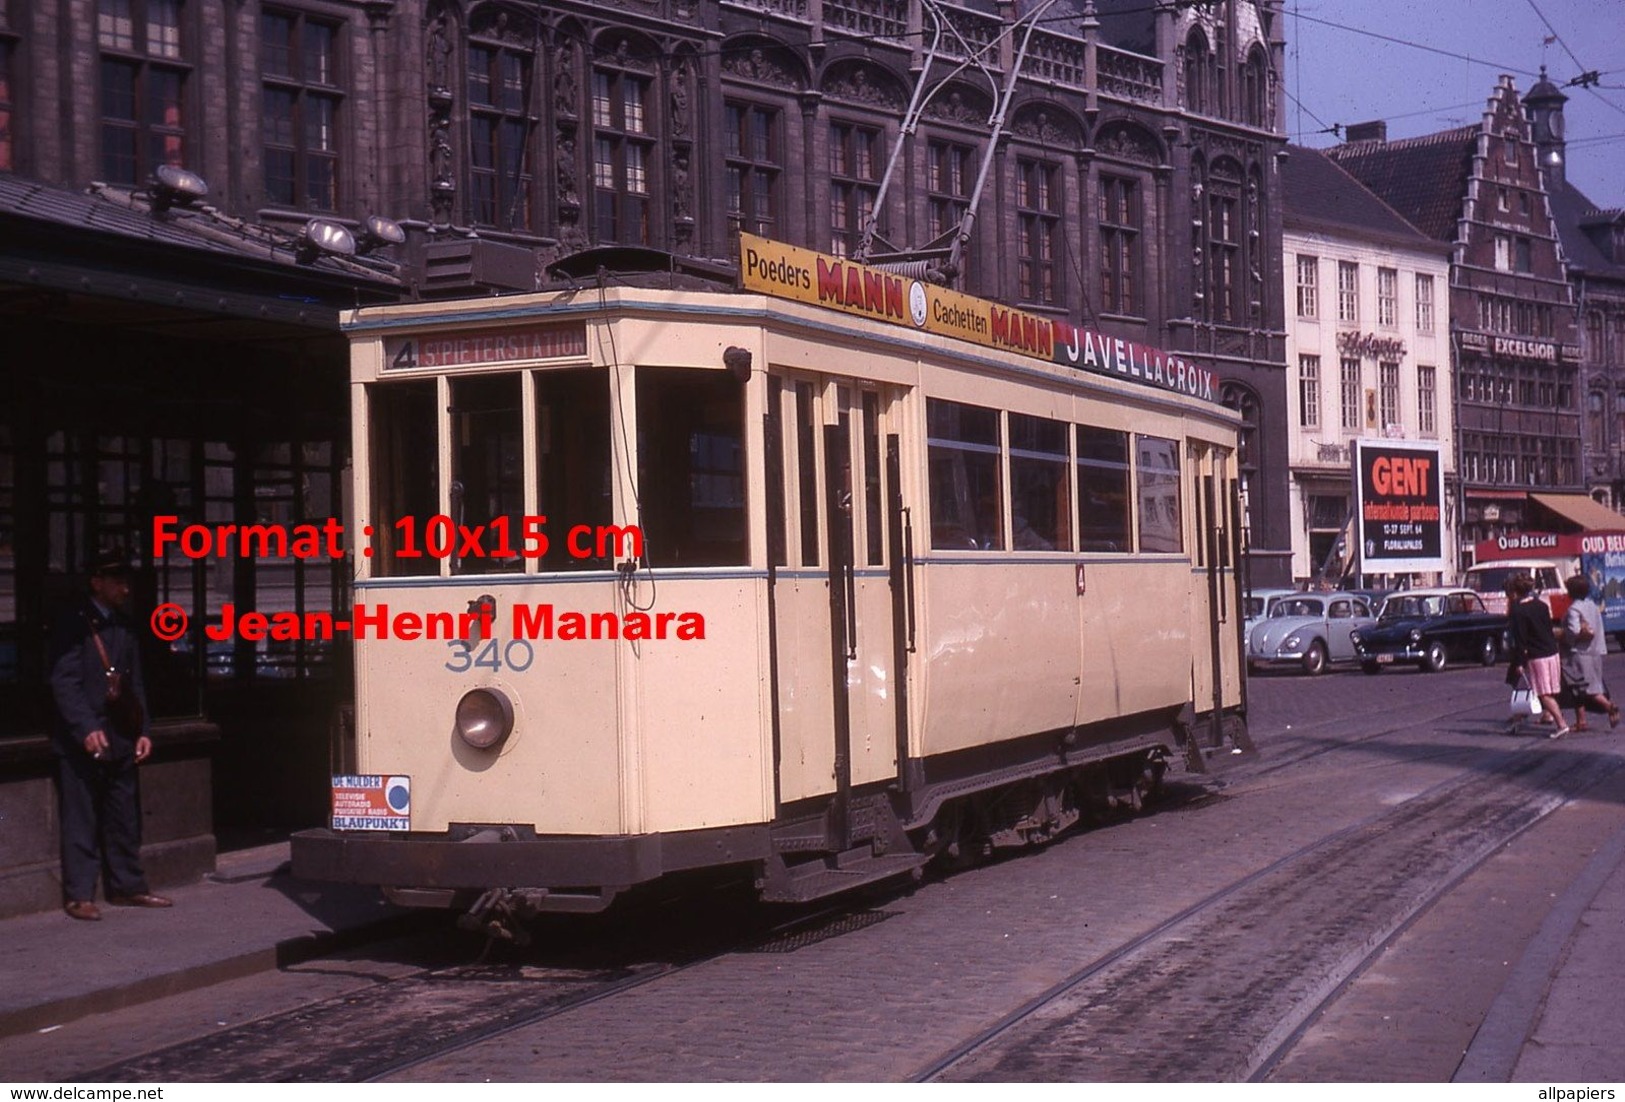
107;892;172;908
64;900;102;921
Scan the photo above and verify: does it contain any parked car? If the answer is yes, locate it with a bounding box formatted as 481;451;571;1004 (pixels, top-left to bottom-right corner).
1351;588;1509;673
1340;588;1392;617
1243;587;1298;642
1248;593;1380;675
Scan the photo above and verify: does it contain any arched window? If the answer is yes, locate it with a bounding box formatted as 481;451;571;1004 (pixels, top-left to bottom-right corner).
1184;29;1210;115
465;7;537;233
591;37;659;245
1206;159;1243;323
1190;158;1207;316
1221;382;1261;503
1243;47;1268;128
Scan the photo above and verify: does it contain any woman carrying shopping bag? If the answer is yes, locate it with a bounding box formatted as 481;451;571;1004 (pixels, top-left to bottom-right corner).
1506;573;1570;738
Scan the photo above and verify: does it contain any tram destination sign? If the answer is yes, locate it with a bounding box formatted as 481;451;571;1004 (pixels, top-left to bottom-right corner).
1352;439;1445;573
383;323;587;372
739;234;1218;404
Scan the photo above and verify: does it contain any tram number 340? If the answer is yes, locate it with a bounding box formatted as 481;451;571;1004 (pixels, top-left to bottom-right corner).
444;638;536;673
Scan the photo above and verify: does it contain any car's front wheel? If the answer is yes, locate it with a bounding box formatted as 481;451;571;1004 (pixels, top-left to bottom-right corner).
1302;640;1327;676
1421;639;1448;673
1479;635;1498;666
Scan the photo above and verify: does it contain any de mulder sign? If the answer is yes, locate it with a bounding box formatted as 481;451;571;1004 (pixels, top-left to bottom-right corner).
1353;440;1445;574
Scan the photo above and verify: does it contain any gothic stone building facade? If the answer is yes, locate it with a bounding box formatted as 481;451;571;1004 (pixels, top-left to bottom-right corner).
1;0;1294;579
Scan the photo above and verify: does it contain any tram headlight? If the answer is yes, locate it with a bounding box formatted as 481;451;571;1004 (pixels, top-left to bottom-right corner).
455;688;514;750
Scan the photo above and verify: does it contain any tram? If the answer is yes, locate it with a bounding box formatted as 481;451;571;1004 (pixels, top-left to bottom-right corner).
291;235;1251;928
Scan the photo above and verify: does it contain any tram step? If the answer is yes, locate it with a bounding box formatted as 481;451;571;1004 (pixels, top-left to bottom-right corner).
758;852;927;904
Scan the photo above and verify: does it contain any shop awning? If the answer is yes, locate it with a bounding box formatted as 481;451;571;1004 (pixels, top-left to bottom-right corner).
1527;492;1625;531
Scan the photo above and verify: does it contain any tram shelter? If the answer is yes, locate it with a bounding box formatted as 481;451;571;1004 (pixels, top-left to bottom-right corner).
0;177;403;916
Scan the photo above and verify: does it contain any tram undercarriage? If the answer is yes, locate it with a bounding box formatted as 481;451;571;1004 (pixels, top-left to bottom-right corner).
293;702;1250;935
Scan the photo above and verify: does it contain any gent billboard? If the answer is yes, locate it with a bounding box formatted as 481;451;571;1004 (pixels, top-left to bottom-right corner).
1352;439;1445;573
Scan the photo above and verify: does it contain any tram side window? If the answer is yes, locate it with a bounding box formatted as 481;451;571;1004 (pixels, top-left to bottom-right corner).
636;368;747;567
369;381;439;577
795;381;820;566
451;373;524;575
1076;426;1130;552
1009;413;1069;551
862;391;884;566
927;398;1003;551
536;368;612;570
1136;435;1183;554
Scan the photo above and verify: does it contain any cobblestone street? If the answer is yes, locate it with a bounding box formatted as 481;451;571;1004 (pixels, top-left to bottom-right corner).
8;659;1624;1082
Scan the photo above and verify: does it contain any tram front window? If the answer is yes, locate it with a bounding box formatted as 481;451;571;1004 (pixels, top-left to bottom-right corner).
451;373;523;574
636;368;746;567
536;368;613;570
369;381;439;577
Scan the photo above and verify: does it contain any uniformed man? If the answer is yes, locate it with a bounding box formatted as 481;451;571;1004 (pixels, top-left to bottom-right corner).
49;549;172;920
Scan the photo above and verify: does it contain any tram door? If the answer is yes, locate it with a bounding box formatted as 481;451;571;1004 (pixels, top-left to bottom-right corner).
1187;443;1242;719
766;377;904;816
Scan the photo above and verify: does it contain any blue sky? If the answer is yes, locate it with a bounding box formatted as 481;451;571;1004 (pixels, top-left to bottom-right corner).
1286;0;1625;208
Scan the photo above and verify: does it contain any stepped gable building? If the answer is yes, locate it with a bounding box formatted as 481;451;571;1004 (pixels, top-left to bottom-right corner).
1525;73;1625;512
1327;76;1581;562
1280;145;1454;585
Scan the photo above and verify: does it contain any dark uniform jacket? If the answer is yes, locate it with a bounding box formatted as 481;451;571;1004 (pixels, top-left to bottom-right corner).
48;599;149;757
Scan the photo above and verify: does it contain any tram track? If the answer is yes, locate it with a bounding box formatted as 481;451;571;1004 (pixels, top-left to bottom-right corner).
1229;668;1510;788
74;893;870;1082
911;736;1624;1081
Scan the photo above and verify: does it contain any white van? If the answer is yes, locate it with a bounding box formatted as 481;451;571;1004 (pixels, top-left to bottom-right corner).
1463;558;1571;617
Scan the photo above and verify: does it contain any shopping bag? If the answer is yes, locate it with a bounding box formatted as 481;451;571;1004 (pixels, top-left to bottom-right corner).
1509;676;1542;720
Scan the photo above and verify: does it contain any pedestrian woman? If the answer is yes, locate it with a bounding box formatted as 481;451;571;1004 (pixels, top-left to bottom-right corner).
1559;573;1619;732
1506;573;1570;737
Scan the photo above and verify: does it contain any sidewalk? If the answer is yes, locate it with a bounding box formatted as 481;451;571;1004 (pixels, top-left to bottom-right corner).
0;843;418;1040
1457;809;1625;1083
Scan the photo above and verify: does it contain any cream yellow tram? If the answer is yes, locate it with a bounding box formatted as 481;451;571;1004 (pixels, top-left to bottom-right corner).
291;237;1250;923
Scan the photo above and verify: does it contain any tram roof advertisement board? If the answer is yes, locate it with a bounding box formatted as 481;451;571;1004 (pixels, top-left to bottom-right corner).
1352;439;1446;573
738;234;1219;404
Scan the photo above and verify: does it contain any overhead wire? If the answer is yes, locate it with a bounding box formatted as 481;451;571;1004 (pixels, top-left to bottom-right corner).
1286;10;1543;78
1523;0;1587;76
1522;0;1625;123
